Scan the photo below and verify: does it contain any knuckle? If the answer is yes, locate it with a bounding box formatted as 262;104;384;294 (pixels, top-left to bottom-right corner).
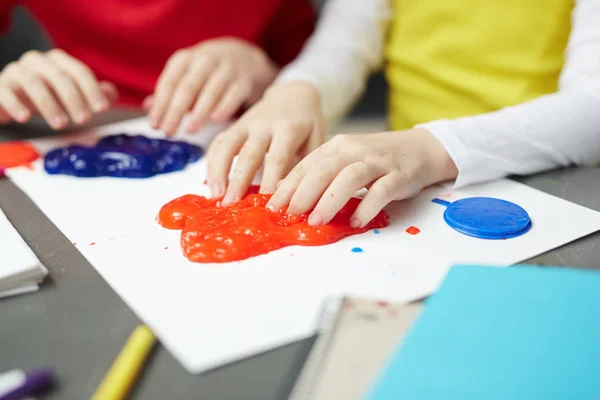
21;50;41;62
375;177;398;199
49;49;67;58
3;62;20;76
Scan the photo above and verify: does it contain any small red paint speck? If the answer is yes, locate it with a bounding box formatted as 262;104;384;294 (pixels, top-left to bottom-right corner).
89;242;96;246
289;253;295;257
406;226;421;235
203;179;208;185
72;242;77;246
377;301;389;308
164;246;169;250
330;193;334;197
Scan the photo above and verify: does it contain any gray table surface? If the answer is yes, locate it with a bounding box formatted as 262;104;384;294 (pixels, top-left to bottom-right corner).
1;112;599;399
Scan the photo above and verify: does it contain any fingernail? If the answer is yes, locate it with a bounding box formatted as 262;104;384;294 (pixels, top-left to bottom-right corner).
149;114;159;129
16;109;30;121
186;121;198;132
308;212;324;226
222;191;238;206
349;217;361;228
51;115;66;129
211;182;224;198
93;100;108;112
75;111;89;123
266;203;275;212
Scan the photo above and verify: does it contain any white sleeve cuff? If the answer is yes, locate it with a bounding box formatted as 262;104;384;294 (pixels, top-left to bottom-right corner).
417;119;475;189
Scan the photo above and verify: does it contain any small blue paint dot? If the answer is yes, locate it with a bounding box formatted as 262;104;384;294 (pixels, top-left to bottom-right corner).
373;230;381;234
351;247;364;253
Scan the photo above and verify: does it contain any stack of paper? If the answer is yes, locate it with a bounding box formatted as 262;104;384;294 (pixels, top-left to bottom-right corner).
0;207;47;298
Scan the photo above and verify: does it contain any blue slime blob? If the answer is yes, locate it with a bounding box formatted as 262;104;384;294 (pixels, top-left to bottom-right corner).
44;134;203;178
443;197;532;240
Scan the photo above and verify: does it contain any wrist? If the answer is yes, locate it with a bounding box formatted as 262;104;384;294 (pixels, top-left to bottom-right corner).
265;81;321;103
408;128;458;185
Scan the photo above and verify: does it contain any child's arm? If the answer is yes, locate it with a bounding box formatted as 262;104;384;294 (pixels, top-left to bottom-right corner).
275;0;391;124
207;0;391;202
418;0;600;188
265;0;600;227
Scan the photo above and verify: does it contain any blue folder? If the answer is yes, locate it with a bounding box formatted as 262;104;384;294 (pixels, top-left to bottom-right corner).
367;265;600;400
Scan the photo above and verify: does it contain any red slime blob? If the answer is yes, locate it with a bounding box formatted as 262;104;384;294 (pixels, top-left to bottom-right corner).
0;141;40;169
157;186;389;263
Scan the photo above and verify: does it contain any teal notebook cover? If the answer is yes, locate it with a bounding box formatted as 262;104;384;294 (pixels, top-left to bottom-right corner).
367;265;600;400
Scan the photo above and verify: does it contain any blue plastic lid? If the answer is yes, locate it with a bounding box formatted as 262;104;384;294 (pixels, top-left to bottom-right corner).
443;197;531;240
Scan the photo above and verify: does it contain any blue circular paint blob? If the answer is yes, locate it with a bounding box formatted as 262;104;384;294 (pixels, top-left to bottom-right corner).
351;247;364;253
373;230;381;235
443;197;531;240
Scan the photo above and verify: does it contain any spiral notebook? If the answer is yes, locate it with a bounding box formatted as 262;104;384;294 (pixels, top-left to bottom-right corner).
0;207;48;299
288;297;422;400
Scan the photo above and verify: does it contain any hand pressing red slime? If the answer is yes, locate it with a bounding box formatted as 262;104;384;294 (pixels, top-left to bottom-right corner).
157;186;389;263
0;142;40;169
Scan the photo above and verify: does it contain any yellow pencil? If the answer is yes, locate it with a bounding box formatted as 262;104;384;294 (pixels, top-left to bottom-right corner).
91;325;156;400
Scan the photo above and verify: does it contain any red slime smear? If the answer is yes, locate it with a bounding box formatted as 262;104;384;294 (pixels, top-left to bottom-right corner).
406;226;421;235
0;141;40;169
157;186;389;263
89;242;96;246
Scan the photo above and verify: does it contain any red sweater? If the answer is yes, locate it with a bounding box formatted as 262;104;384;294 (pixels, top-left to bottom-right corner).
1;0;315;106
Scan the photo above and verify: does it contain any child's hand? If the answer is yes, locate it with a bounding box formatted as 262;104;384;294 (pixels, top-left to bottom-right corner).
207;81;325;203
147;38;279;135
266;129;458;228
0;50;117;129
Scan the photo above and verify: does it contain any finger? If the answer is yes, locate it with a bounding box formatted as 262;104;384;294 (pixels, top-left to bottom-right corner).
259;125;305;194
310;161;383;226
351;173;402;228
187;62;234;132
142;95;154;112
206;128;248;198
287;158;348;216
20;52;90;123
161;59;216;135
265;157;313;212
222;130;271;205
149;50;190;129
210;80;251;122
48;49;110;113
99;81;118;105
6;64;68;129
0;84;31;123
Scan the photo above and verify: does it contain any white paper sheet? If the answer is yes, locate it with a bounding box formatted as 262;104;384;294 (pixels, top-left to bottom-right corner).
0;207;47;297
6;117;600;372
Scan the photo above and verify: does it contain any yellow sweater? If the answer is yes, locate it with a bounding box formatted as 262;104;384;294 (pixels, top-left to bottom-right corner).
385;0;574;130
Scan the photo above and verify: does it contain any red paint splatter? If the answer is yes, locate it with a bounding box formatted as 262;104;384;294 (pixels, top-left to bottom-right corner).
405;226;421;235
157;185;389;263
72;242;77;246
203;179;208;185
329;193;334;197
89;242;96;246
0;141;40;169
377;301;389;308
164;246;169;250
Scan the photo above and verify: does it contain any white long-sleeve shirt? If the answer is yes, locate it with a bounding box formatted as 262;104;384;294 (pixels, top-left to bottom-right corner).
277;0;600;188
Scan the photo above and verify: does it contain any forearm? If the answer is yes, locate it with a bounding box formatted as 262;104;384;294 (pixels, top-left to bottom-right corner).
421;87;600;187
276;0;390;125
